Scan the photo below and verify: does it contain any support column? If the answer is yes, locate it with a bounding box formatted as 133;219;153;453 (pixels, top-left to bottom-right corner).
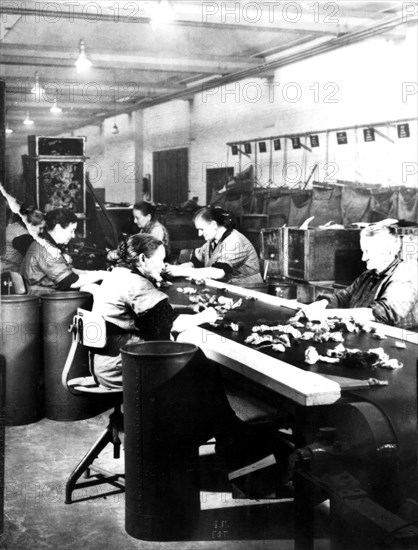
133;110;144;203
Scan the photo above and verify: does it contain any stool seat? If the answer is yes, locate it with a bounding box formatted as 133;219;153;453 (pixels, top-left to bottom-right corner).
62;308;125;504
68;376;122;395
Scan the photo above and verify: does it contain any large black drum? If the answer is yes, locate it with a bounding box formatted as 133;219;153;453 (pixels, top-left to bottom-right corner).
1;295;44;425
122;341;202;541
42;291;106;421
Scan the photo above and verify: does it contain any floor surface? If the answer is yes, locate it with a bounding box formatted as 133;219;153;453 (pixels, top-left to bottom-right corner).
2;411;329;550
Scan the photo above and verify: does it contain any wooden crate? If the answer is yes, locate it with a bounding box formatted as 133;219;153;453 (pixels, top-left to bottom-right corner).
282;228;364;283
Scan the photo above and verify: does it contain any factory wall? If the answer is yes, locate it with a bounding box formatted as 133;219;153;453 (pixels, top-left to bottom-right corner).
4;25;417;206
73;113;141;205
141;25;417;204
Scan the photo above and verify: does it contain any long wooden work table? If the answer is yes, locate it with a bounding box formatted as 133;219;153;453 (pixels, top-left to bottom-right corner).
166;278;418;549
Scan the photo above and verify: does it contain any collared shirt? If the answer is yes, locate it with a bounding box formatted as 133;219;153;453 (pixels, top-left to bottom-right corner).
191;228;263;286
209;239;217;256
318;258;417;329
20;232;78;294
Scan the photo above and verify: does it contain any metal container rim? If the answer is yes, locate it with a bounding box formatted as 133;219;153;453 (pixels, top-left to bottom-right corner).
121;341;198;357
1;295;40;303
41;291;92;301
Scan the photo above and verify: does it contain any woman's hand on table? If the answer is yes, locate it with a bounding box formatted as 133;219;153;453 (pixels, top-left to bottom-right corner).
301;299;329;321
301;302;375;324
326;307;375;324
164;263;194;277
194;306;219;325
171;314;194;333
171;307;219;333
106;249;119;262
163;263;182;277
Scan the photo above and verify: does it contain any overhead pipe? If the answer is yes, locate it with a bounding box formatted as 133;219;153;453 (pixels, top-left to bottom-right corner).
0;4;324;33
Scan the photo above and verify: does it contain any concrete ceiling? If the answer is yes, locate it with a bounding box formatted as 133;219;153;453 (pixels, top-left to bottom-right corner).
0;0;414;145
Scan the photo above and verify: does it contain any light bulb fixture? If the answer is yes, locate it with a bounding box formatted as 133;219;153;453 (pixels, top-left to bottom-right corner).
149;0;176;30
50;99;62;114
23;112;34;126
75;39;93;72
5;123;13;134
112;121;119;135
30;71;45;99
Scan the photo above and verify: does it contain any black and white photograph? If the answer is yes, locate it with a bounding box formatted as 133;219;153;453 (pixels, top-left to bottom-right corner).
0;1;417;549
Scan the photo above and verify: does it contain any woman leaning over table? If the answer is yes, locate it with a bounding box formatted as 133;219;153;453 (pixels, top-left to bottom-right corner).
164;206;263;286
92;233;290;471
21;207;108;296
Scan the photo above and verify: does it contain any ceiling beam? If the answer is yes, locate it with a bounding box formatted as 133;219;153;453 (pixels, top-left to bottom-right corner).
46;11;414;135
0;63;186;87
0;43;264;74
7;112;91;122
7;100;129;111
3;75;184;99
2;2;412;144
0;1;369;35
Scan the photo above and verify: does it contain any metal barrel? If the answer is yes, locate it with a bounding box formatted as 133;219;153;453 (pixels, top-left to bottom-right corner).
1;296;44;425
41;291;106;421
121;341;202;541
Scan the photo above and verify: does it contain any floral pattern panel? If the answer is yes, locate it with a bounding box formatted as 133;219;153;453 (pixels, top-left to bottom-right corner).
38;161;84;213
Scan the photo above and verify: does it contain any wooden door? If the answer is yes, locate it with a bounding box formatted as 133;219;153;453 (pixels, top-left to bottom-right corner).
153;148;188;204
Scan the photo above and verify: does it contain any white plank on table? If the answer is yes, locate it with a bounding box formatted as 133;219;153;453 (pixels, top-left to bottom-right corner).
177;327;341;407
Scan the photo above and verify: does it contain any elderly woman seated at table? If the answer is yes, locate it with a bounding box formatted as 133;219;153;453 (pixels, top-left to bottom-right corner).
21;208;107;295
302;222;417;329
164;206;263;286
